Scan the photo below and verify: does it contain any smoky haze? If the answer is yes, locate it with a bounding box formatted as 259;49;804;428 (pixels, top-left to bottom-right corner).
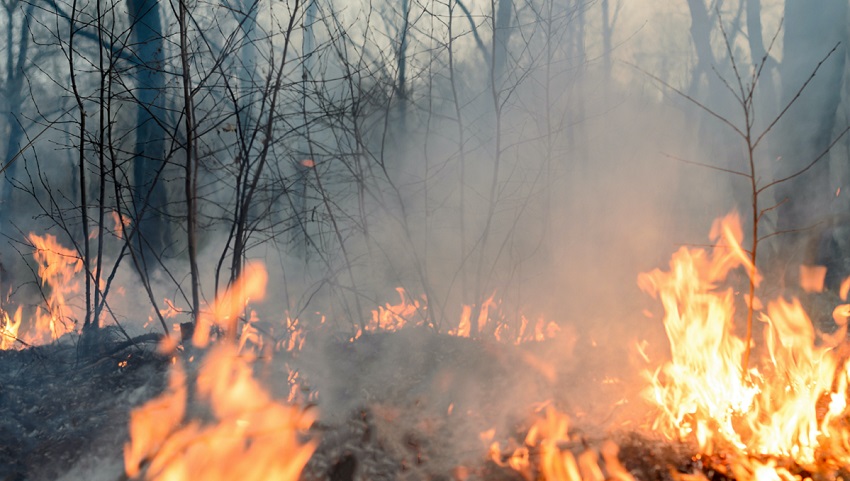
1;0;849;477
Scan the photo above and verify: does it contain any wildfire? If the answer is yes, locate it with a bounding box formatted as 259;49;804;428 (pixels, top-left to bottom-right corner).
0;305;22;349
639;211;850;472
0;233;85;348
354;287;559;344
487;405;635;481
124;262;316;480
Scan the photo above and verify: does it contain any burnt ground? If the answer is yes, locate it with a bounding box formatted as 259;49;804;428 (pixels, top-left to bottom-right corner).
0;332;169;481
1;326;838;481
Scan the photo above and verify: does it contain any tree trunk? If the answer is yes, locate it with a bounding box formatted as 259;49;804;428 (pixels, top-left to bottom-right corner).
685;0;715;97
127;0;170;271
772;0;847;283
1;2;35;239
492;0;513;81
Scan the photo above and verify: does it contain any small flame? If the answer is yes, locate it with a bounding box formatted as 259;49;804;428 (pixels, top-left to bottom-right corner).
193;261;268;347
489;406;634;481
0;306;22;349
27;233;82;344
111;210;131;239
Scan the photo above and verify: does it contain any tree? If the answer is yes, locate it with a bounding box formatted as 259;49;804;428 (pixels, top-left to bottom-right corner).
127;0;170;273
771;0;849;286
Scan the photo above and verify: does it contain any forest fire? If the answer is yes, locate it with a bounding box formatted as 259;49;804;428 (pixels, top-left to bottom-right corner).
4;212;850;480
640;212;850;479
0;233;81;347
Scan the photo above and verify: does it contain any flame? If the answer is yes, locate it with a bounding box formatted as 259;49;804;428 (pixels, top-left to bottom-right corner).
125;261;315;480
112;210;131;239
489;405;634;481
799;265;827;293
193;261;268;347
0;305;22;349
27;233;82;344
369;287;423;332
356;288;559;345
641;211;850;470
124;344;316;480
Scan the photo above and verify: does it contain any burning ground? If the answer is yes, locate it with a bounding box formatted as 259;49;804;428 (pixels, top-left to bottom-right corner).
4;213;850;481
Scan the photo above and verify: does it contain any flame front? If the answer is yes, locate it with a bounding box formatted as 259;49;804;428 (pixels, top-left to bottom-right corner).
640;212;850;467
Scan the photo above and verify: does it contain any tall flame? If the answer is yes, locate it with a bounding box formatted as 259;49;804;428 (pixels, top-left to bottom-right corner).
29;233;82;344
640;212;850;467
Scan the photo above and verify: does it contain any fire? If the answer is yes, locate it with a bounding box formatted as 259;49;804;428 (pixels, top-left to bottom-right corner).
0;305;22;349
640;211;850;469
353;287;559;345
125;262;316;480
368;286;424;332
0;233;84;349
488;405;635;481
192;260;268;347
28;233;82;344
124;344;316;480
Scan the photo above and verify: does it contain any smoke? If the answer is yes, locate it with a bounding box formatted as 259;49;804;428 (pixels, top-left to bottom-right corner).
9;0;850;478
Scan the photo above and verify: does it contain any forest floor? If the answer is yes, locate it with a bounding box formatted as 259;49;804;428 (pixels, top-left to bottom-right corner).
0;326;832;481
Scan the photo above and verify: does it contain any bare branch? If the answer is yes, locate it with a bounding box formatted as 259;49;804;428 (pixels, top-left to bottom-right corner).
757;125;850;194
752;42;841;150
663;152;750;178
627;62;746;139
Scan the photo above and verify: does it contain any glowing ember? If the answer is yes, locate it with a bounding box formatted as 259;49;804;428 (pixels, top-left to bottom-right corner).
640;211;850;470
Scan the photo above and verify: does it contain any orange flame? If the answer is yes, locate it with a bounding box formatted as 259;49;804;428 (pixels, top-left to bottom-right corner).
193;261;268;347
369;287;423;332
489;405;634;481
799;265;827;293
124;344;316;480
641;212;850;469
0;306;22;349
28;233;82;343
125;261;315;480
